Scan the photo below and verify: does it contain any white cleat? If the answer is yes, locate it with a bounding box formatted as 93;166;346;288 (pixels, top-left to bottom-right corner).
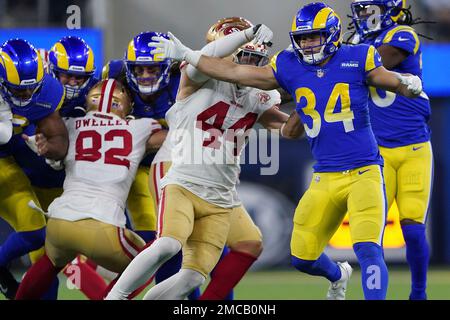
326;261;353;300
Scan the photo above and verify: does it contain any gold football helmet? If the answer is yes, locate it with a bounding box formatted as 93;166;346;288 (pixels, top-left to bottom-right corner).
86;79;133;119
206;17;269;67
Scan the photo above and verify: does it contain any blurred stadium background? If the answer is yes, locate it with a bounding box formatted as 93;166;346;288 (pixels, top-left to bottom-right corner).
0;0;449;299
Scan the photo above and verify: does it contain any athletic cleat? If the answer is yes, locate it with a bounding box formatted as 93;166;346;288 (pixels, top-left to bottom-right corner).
326;261;353;300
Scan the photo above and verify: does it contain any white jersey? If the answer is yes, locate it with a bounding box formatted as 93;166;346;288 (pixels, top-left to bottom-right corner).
48;111;161;227
161;79;280;208
0;95;12;144
0;94;12;121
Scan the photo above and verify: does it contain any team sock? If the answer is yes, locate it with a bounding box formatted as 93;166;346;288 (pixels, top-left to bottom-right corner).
402;224;429;300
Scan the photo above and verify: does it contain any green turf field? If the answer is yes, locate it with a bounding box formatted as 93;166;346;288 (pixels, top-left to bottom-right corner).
5;267;449;300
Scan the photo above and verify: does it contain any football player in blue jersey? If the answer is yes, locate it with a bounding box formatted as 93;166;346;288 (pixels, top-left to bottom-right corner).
49;36;99;118
0;39;68;299
149;2;424;300
350;0;433;300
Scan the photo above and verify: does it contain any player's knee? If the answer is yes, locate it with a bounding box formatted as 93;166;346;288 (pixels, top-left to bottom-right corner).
229;240;263;258
155;237;182;260
353;242;383;262
398;199;426;222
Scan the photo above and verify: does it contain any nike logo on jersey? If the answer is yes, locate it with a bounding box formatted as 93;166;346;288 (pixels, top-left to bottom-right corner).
413;146;424;151
358;169;371;175
398;37;409;42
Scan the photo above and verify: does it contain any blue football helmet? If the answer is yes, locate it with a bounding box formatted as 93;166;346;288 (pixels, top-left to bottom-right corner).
351;0;407;39
290;2;342;65
0;39;45;107
124;31;171;95
49;36;96;100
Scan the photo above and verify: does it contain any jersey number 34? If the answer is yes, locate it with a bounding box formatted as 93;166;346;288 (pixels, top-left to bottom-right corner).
296;83;355;138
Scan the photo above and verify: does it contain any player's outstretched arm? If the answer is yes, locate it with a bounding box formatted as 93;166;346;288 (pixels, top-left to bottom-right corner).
280;111;305;139
366;66;423;99
146;129;168;154
150;31;280;90
197;57;279;90
34;111;69;160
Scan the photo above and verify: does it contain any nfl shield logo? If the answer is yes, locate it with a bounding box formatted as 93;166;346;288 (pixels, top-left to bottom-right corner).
317;69;325;78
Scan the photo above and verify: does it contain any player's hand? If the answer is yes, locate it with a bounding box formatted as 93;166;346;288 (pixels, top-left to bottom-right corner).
396;73;422;96
22;133;49;156
22;134;39;154
150;32;193;62
244;24;273;46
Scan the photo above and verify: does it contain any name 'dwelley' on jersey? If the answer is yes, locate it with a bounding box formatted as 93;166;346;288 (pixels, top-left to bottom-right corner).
75;117;131;129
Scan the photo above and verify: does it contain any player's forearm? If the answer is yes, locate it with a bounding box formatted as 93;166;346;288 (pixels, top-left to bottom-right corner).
202;28;253;58
0;121;12;144
197;56;276;90
44;134;68;160
280;111;304;139
146;130;167;153
367;68;421;98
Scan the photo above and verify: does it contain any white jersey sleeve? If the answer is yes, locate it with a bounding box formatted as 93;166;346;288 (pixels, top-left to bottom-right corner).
0;95;12;144
48;113;161;227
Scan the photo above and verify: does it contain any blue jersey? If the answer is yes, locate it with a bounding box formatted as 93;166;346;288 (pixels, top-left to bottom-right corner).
271;44;383;172
105;59;180;166
362;25;431;147
1;74;66;187
59;76;99;118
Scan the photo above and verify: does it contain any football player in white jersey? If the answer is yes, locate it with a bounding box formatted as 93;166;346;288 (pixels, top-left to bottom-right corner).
148;17;296;300
15;79;167;299
106;22;304;300
0;94;12;144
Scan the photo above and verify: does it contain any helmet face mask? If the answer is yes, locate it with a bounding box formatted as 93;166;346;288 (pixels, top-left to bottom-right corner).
55;71;90;99
125;32;172;96
290;31;329;65
2;81;43;107
86;79;133;119
290;3;342;66
234;43;269;67
126;61;170;95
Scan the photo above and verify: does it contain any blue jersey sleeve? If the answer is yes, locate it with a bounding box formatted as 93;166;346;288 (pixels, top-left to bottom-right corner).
270;50;290;93
37;75;65;120
382;26;420;55
364;45;383;74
